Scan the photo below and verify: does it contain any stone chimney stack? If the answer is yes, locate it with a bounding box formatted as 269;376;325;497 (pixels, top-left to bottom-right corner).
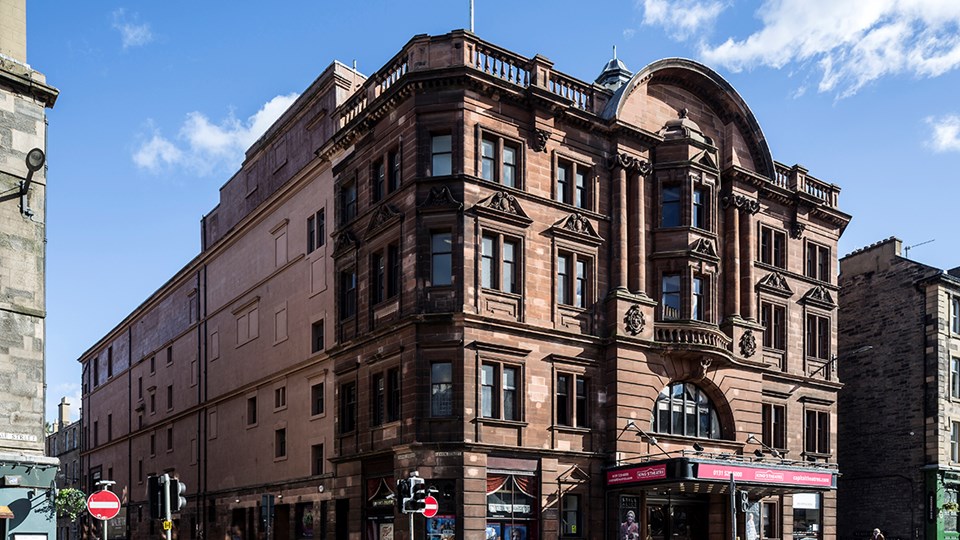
57;397;71;431
0;0;27;64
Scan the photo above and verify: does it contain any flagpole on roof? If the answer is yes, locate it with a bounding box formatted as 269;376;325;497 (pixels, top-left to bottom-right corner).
470;0;475;32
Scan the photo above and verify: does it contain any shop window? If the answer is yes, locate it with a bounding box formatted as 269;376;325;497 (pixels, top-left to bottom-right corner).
430;232;453;286
486;474;537;540
652;382;721;439
340;179;357;224
792;493;821;540
804;410;830;454
431;362;453;417
761;302;787;350
311;382;325;416
762;501;780;540
558;252;590;308
482;233;520;294
339;382;357;433
661;185;681;227
556;373;587;428
481;363;521;421
431;134;453;176
661;274;681;320
560;494;581;537
762;403;786;450
307;208;325;254
480;133;520;188
805;314;830;360
805;242;830;282
760;226;787;268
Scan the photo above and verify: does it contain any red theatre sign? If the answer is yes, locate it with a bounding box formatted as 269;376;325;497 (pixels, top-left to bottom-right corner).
87;489;122;520
696;464;834;487
606;464;668;486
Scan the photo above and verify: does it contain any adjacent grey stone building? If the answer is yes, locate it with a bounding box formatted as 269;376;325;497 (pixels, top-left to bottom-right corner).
838;237;960;540
0;0;59;537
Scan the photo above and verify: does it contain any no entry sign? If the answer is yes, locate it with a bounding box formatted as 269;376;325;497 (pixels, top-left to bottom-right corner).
87;489;121;520
422;495;439;518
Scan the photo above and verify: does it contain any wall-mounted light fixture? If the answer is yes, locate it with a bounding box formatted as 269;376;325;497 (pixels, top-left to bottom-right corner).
20;148;45;217
745;433;781;458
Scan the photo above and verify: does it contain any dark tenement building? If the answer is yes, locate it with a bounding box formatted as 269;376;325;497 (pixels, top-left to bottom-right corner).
838;237;960;540
78;31;850;540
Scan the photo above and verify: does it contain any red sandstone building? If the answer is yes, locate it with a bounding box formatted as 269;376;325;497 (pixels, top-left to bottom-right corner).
78;31;850;540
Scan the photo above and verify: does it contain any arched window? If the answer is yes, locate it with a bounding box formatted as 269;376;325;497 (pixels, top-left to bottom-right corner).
652;382;721;439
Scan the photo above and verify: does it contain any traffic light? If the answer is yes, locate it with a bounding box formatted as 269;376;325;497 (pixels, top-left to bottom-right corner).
169;478;188;513
408;476;426;512
147;475;163;519
396;479;410;512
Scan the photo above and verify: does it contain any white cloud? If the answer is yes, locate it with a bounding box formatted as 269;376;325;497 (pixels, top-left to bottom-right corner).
112;9;154;49
640;0;728;41
926;114;960;152
133;132;183;171
637;0;960;98
133;93;299;176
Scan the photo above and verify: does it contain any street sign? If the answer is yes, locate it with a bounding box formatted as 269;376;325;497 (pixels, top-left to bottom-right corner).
422;495;439;518
87;489;121;520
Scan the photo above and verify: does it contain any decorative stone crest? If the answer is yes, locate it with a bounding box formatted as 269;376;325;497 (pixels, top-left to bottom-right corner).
419;185;462;210
720;194;760;215
624;304;645;336
484;191;521;214
801;285;835;308
756;271;794;297
739;330;757;358
608;152;652;175
690;238;718;258
533;128;550;152
364;204;401;238
790;221;806;239
696;358;712;381
332;230;359;256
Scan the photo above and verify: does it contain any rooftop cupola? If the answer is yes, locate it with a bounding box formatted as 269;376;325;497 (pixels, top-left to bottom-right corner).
595;46;633;91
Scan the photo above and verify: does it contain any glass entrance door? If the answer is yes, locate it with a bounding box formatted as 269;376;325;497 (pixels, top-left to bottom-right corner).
645;497;707;540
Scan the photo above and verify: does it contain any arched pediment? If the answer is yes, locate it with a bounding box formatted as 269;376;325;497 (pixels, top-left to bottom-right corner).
602;58;775;181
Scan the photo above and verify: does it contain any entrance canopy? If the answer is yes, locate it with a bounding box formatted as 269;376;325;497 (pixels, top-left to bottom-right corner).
606;457;837;498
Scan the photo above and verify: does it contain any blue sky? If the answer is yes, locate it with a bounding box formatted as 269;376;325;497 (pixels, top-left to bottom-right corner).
30;0;960;422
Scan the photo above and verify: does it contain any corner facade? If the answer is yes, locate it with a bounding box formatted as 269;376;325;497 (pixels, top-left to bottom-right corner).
79;32;849;540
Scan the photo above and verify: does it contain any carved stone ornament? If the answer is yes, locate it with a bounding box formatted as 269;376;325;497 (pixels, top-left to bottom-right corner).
419;185;463;210
790;221;806;239
365;204;401;237
608;152;652;175
720;194;760;215
801;285;835;308
756;271;794;297
484;191;521;214
691;238;719;258
696;358;712;381
624;304;645;336
739;330;757;358
533;128;550;152
333;230;359;255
